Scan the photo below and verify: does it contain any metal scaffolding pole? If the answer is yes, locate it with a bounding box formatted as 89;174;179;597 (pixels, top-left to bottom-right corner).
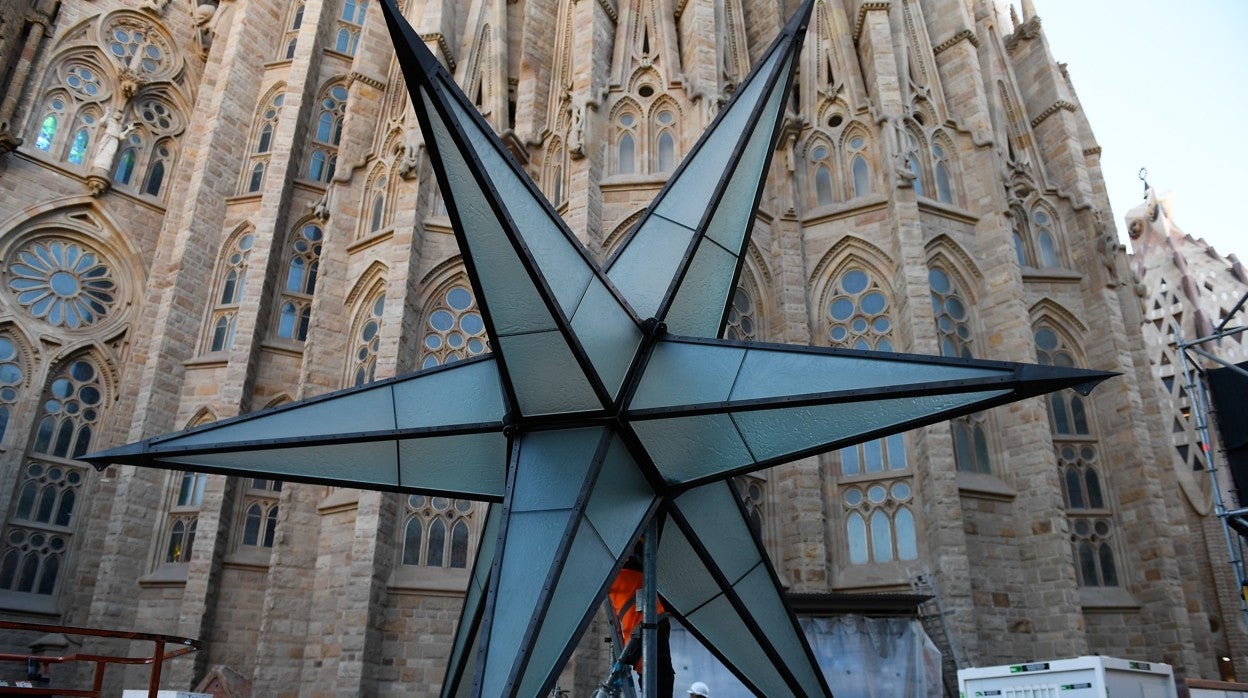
1175;289;1248;632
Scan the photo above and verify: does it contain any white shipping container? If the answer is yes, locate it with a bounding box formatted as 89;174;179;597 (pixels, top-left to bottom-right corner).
958;656;1177;698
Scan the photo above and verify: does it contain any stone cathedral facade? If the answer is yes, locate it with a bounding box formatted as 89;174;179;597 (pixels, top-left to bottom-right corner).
0;0;1243;694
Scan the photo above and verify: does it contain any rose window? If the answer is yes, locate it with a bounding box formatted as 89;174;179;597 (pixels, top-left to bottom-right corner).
8;239;117;329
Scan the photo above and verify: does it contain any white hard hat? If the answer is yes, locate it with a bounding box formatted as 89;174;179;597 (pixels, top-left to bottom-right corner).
689;681;710;697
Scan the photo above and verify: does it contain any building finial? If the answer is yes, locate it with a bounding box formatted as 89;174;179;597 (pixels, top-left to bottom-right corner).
1139;167;1150;197
1021;0;1038;21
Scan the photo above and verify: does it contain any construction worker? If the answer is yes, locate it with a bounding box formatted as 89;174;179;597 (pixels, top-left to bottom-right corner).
607;538;674;697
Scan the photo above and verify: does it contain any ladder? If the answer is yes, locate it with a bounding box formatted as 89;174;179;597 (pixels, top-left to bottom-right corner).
911;569;965;698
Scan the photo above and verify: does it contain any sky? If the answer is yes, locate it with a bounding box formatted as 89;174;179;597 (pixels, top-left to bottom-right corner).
1037;0;1248;259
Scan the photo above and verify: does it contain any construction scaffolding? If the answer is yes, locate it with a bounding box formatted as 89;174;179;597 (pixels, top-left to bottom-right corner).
1174;288;1248;631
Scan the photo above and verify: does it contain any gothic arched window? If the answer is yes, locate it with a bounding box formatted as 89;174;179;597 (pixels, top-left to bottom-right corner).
33;95;67;153
929;265;992;473
842;479;916;565
113;132;141;185
308;84;348;182
846;133;872;198
240;479;281;548
335;0;369;56
420;283;489;369
351;291;385;386
722;286;756;341
1034;324;1121;587
1;355;107;599
274;223;322;341
401;495;475;569
827;267;893;351
809;141;835;207
282;1;304;59
616;112;638;175
244;91;283;194
1032;209;1060;268
932;141;954;204
206;231;254;353
654;108;677;172
0;336;26;444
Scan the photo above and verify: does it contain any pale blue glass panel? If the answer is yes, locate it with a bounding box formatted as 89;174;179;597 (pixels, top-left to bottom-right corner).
730;390;1010;469
607;216;695;320
871;509;893;562
847;512;868;564
631;340;744;409
653;47;783;229
673;481;760;583
162;383;398;447
422;93;553;335
569;279;643;400
657;520;720;610
728;349;1008;402
516;525;617;697
480;509;569;697
393;358;505;428
896;507;917;560
445;97;595;317
510;428;601;512
445;504;499;698
163;440;398;487
732;563;826;695
663;242;739;337
496;332;600;415
703;53;793;254
631;414;754;483
585;436;655;557
397;433;506;498
684;592;790;696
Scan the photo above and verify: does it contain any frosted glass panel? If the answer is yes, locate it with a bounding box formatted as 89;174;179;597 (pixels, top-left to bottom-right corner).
569;279;643;400
703;54;793;253
585;436;655;557
663;242;739;337
673;481;760;583
607;216;695;320
422;94;552;335
496;332;600;415
657;520;720;610
729;348;1008;401
732;390;1010;465
481;509;569;697
164;384;398;447
510;428;602;512
653;48;783;229
446;97;595;317
393;359;505;428
732;564;826;695
398;433;506;498
445;504;499;698
516;526;616;697
685;593;788;697
163;440;398;487
631;340;745;409
632;414;754;483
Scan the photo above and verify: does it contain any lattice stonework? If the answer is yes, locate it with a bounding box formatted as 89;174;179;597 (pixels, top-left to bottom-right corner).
7;238;117;330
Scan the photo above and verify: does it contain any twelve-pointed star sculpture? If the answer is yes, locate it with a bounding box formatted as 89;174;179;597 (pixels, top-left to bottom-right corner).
86;1;1113;695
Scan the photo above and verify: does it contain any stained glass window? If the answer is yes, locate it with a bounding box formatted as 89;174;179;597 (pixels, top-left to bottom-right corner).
616;112;638;175
335;0;368;55
241;479;281;548
0;337;23;444
208;233;253;353
31;359;103;460
827;268;892;351
107;20;169;75
848;135;871;197
245;93;283;193
929;266;991;473
810;143;834;206
932;142;953;204
722;286;756;341
309;85;348;181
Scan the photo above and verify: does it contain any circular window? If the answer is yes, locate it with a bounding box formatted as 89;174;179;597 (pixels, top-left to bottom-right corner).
638;85;655;98
8;239;118;329
827;114;844;128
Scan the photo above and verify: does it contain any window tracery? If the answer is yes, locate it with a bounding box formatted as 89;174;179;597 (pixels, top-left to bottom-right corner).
846;132;873;198
1012;204;1064;269
808;140;836;207
401;495;474;569
350;291;385;386
1;356;107;601
928;265;992;473
239;479;280;548
206;231;254;353
420;283;489;369
244;91;284;194
722;286;756;341
308;84;348;182
7;238;117;331
282;1;304;60
826;268;893;351
0;336;25;445
335;0;368;56
103;16;172;78
615;110;638;175
274;223;322;342
1034;324;1122;587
